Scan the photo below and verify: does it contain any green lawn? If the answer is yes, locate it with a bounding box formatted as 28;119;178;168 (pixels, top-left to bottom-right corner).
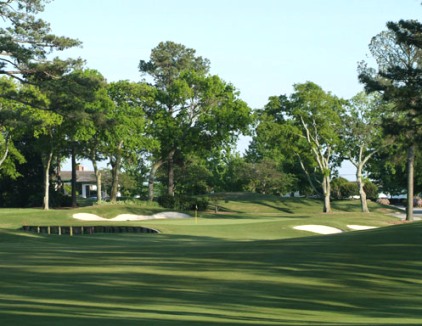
0;194;420;325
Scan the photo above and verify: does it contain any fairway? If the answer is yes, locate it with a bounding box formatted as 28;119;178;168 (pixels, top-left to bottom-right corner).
0;196;421;325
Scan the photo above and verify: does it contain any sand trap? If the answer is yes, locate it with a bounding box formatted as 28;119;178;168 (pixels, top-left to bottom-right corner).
73;211;191;221
111;212;191;221
73;213;107;221
152;212;191;219
293;225;343;234
109;214;151;221
347;225;377;230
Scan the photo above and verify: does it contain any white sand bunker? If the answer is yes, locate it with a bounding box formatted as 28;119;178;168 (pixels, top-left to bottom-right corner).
293;224;378;234
293;225;343;234
347;225;377;230
73;211;191;221
73;213;106;221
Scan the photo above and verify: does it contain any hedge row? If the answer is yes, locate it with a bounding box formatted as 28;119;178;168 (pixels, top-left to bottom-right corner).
157;195;209;211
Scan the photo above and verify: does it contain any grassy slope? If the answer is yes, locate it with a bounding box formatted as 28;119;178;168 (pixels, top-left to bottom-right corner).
0;194;420;325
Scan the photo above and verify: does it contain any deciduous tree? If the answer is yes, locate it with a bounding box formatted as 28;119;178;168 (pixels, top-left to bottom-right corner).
340;92;387;212
39;69;107;207
105;80;153;202
252;82;344;212
0;77;26;175
139;41;251;199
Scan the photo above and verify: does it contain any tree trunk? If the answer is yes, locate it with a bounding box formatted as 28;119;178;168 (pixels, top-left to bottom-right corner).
0;134;10;167
110;160;119;203
168;149;176;197
322;175;332;213
96;171;102;203
406;144;415;221
92;160;102;204
71;146;77;208
296;153;320;195
356;163;369;213
42;150;53;210
110;141;123;203
148;159;163;202
56;155;63;194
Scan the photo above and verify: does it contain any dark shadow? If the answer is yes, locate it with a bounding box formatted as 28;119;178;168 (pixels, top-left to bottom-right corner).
1;220;422;325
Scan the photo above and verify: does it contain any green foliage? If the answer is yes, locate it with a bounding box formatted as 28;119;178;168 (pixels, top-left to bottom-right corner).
105;80;157;201
207;150;248;192
0;78;27;177
188;196;209;211
157;194;176;209
341;92;384;154
251;82;345;212
365;131;422;196
139;41;252;196
363;179;379;201
48;192;72;208
105;80;151;153
359;21;422;142
0;0;81;82
358;19;422;219
0;138;43;207
241;159;296;195
157;194;209;211
174;156;214;195
139;41;210;89
331;177;358;200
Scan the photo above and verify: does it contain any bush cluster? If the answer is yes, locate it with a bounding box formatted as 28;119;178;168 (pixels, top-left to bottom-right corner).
331;178;358;200
157;195;209;211
363;182;379;201
49;192;72;208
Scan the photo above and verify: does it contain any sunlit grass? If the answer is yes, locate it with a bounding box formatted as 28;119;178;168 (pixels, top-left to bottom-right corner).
0;194;419;325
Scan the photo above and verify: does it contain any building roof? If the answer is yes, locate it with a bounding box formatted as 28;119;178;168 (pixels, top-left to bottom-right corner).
60;171;97;183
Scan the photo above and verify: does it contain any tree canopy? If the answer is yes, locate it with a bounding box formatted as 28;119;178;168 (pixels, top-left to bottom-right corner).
139;41;252;198
1;1;421;212
251;82;345;212
340;92;387;212
0;0;81;82
359;19;422;220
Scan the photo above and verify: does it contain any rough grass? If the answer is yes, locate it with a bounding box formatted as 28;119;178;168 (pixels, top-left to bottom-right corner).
0;194;420;325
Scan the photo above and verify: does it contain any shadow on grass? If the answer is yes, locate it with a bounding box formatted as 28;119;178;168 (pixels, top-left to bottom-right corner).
0;223;421;325
247;200;294;213
216;194;323;215
331;200;367;212
199;213;311;221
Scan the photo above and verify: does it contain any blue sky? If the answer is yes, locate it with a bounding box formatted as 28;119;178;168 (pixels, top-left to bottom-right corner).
43;0;421;176
43;0;421;108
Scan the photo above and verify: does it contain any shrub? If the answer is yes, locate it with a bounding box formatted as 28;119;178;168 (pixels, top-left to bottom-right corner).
157;195;176;209
331;177;358;200
49;192;72;208
376;198;390;206
157;195;209;211
363;181;379;201
194;197;209;211
176;196;209;211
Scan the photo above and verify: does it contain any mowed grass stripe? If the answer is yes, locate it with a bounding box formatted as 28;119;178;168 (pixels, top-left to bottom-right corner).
0;195;420;325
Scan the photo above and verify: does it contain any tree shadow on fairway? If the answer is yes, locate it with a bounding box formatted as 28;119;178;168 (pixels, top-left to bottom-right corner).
0;223;421;325
248;200;294;214
214;193;322;215
331;201;362;212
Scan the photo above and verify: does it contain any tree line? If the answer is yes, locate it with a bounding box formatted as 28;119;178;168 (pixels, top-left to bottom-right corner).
0;1;420;220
